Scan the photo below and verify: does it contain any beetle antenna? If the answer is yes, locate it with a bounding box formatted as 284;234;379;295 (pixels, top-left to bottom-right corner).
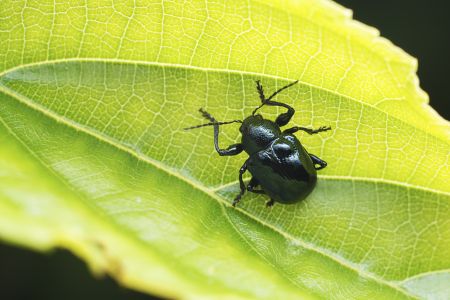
184;120;242;130
252;80;299;115
184;108;242;130
252;103;264;116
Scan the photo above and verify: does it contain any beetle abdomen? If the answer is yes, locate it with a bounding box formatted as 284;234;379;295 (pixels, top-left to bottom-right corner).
247;136;317;204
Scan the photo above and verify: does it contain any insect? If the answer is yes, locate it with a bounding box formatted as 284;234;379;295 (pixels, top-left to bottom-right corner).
184;80;331;207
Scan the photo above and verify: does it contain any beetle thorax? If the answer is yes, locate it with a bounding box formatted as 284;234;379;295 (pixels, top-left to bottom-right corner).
240;115;281;154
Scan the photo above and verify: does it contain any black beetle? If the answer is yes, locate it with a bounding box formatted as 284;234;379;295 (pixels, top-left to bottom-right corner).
185;80;331;207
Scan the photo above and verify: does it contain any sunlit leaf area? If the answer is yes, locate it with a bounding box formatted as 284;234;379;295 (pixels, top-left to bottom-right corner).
0;0;449;299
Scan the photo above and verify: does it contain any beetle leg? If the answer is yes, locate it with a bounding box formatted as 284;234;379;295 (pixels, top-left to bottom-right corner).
247;177;266;194
273;103;295;127
213;128;243;155
198;108;244;156
232;161;248;207
283;126;331;135
266;199;275;207
309;154;327;170
254;80;298;127
216;143;243;156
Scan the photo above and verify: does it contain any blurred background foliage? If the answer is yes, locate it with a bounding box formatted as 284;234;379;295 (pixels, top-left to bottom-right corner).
0;0;448;299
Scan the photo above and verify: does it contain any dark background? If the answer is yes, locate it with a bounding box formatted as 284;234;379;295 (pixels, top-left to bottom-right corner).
337;0;450;119
1;1;448;300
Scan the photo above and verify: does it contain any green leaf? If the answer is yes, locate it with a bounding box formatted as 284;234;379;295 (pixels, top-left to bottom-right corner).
0;0;449;299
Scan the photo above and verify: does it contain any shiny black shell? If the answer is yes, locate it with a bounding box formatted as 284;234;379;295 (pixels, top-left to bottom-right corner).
241;116;316;204
247;134;316;204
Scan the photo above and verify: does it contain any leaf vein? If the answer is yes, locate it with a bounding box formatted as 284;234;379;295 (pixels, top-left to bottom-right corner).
0;85;419;298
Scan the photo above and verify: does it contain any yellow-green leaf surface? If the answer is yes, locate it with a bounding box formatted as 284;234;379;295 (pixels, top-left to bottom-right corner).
1;0;449;299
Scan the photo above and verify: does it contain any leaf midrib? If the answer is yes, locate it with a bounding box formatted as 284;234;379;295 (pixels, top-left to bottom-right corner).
0;84;422;299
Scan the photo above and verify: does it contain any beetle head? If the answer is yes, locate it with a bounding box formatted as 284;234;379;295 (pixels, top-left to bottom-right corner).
239;114;262;133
